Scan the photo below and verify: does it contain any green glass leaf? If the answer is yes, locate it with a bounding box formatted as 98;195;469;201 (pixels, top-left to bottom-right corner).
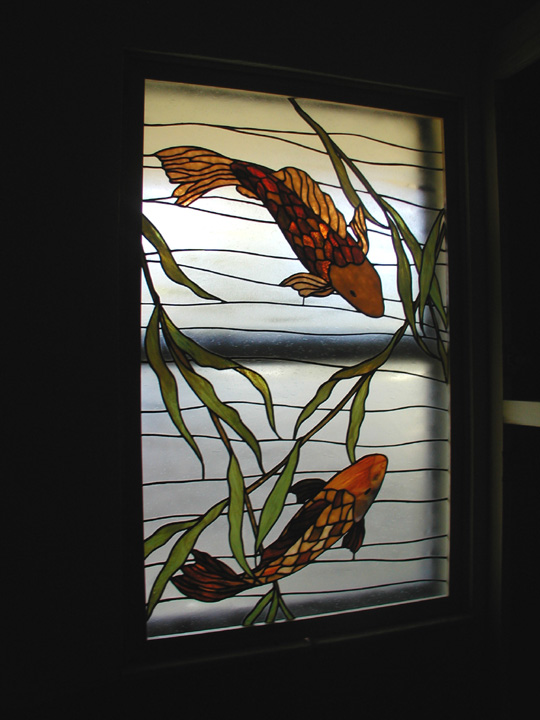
161;310;276;433
427;219;448;328
142;214;220;301
256;441;300;549
295;324;407;434
293;379;335;436
161;316;263;467
182;364;263;466
146;498;228;618
226;453;253;577
383;200;447;328
386;215;436;358
266;587;280;623
144;519;198;559
236;368;276;434
381;199;422;267
144;308;203;463
346;374;373;463
278;594;295;621
419;209;445;326
389;219;416;332
243;591;272;626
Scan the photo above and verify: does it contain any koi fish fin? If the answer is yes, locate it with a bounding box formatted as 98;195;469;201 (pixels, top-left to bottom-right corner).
342;518;366;554
350;205;369;254
171;549;249;602
260;499;330;565
280;272;333;298
236;185;260;201
290;478;327;504
155;146;239;206
273;167;348;239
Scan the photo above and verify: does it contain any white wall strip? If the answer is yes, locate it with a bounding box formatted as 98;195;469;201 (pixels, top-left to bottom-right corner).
503;401;540;427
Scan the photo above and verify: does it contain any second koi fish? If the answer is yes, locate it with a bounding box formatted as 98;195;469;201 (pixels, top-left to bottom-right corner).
155;146;385;317
172;453;388;602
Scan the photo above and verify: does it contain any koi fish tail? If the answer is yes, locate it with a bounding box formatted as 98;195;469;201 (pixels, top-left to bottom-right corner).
155;147;241;206
171;550;251;602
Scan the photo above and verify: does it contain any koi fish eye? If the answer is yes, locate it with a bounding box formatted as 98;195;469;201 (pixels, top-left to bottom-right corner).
350;290;357;297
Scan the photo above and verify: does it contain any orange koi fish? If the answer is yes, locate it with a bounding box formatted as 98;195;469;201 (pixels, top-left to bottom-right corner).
155;147;385;317
172;453;388;602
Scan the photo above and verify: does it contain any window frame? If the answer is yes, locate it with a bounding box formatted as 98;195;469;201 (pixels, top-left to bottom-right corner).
119;51;485;669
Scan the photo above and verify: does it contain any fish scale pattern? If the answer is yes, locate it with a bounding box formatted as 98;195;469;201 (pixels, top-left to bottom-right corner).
257;488;355;582
231;162;366;283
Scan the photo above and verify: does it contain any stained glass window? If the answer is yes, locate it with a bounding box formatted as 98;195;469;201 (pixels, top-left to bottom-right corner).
141;79;449;640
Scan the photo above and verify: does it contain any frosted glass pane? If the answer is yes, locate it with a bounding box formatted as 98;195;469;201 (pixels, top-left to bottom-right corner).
141;80;449;639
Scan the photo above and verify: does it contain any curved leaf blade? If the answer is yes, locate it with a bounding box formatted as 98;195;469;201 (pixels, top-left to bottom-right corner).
389;219;416;331
346;374;373;463
146;498;228;618
382;199;447;328
161;316;263;467
161;311;276;433
144;520;198;559
142;214;220;301
278;594;295;621
180;364;263;466
419;209;445;326
227;453;253;576
295;323;406;433
266;587;280;623
236;367;276;434
294;378;336;436
243;591;273;626
256;441;300;550
144;308;203;464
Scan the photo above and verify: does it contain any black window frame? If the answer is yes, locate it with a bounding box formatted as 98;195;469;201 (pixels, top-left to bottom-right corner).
119;51;487;671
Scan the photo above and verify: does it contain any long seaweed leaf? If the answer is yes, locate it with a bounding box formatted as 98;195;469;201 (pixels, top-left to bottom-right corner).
144;520;199;559
142;214;220;300
145;308;203;464
146;498;228;618
419;210;447;327
389;218;416;331
243;591;273;626
226;452;254;576
381;199;448;328
266;587;280;623
160;310;276;433
346;373;373;463
295;323;407;434
161;311;264;467
255;440;301;549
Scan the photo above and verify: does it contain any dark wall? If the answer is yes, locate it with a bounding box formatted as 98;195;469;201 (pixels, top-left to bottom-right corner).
497;60;540;401
497;57;540;698
15;1;538;714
